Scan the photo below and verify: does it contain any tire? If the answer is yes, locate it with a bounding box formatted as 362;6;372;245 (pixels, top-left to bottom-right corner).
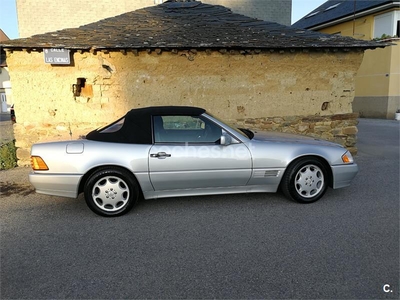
84;167;139;217
281;157;328;203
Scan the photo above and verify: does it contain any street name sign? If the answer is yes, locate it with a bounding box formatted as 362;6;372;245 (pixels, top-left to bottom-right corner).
44;48;71;65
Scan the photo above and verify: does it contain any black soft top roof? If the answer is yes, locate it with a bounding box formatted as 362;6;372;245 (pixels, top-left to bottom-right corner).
126;106;205;117
86;106;206;144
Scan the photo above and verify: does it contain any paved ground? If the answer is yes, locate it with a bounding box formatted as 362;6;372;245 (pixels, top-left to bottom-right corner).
0;112;12;122
1;118;399;299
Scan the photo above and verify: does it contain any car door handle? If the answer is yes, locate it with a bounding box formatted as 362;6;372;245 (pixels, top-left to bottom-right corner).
150;152;172;159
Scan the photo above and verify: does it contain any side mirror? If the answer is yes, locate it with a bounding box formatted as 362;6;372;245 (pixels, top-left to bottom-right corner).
220;133;232;146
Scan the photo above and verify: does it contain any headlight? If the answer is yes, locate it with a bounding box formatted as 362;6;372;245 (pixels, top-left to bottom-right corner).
341;151;354;164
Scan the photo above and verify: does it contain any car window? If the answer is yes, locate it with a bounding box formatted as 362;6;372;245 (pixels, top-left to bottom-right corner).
98;118;125;133
153;115;222;143
161;116;205;130
205;112;252;140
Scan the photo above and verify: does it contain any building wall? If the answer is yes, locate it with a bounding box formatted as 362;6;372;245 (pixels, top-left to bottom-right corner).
0;67;10;89
318;8;399;40
319;14;375;40
16;0;292;38
1;30;12;112
353;41;400;118
0;67;12;112
203;0;291;25
319;9;400;119
5;49;363;165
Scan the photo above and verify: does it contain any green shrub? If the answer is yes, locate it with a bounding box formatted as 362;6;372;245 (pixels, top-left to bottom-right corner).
0;140;17;170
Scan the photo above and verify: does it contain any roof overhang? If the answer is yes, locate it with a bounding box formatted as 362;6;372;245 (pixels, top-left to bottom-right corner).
308;2;400;31
0;1;391;52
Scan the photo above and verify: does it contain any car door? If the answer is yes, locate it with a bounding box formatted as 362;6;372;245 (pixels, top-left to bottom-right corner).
148;115;252;191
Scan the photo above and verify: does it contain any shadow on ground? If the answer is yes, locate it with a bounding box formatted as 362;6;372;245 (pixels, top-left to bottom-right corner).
0;181;35;196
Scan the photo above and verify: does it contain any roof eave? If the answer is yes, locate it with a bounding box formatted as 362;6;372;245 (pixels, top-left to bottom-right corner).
307;2;400;31
1;44;388;52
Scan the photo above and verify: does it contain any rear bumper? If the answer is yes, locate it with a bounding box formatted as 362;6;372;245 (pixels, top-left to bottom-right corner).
331;163;359;189
29;172;82;198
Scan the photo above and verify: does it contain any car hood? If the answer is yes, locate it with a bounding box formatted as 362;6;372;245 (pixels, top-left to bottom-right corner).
251;131;342;148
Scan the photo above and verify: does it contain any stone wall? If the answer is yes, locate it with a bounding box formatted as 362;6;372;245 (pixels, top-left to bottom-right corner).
236;113;359;154
6;49;364;165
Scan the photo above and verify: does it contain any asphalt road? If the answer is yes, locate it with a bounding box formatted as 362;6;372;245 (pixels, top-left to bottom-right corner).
1;118;399;299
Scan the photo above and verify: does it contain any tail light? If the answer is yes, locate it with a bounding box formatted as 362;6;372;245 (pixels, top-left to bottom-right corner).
31;156;49;171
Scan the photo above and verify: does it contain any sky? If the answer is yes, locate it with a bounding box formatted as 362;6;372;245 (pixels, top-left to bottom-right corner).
0;0;326;40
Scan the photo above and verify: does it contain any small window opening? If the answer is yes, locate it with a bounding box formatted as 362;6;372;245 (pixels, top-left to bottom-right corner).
73;78;93;97
73;78;85;97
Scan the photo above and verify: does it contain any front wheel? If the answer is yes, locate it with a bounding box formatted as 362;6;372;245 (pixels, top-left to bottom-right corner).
281;158;328;203
84;168;139;217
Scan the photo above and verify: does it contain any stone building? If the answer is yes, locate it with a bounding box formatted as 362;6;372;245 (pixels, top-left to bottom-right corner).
293;0;399;119
1;1;385;165
16;0;292;38
0;30;12;113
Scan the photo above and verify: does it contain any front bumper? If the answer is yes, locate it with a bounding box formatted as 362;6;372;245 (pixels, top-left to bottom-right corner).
29;172;82;198
331;163;359;189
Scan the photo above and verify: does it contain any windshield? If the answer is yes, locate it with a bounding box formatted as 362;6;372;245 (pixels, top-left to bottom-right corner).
206;112;254;140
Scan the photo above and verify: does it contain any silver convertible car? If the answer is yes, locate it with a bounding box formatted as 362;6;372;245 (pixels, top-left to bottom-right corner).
29;106;358;217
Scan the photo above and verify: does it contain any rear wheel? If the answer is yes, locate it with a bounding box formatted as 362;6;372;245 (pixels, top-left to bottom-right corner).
281;158;328;203
84;168;139;217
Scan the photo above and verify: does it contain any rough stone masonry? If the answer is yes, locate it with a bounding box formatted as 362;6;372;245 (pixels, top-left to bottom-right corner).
6;49;362;166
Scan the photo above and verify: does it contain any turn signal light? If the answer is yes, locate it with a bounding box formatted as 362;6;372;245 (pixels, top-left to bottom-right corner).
31;156;49;171
341;152;353;164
